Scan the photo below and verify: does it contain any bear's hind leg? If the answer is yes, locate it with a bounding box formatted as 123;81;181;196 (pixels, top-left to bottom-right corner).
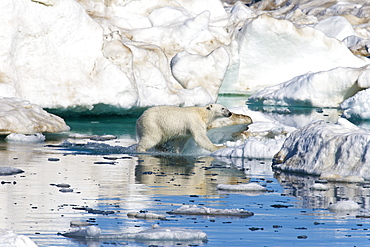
137;134;162;153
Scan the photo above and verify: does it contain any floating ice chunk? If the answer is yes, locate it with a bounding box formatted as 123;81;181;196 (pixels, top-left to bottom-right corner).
0;97;69;135
341;88;370;120
127;212;167;220
0;167;24;176
310;183;330;191
61;226;101;238
328;200;360;212
213;138;285;159
272;119;370;178
132;226;207;242
217;183;267;192
6;133;46;143
0;228;38;247
167;205;253;217
61;225;207;242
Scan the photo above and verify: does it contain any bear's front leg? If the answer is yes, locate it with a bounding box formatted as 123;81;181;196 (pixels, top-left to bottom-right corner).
191;127;225;152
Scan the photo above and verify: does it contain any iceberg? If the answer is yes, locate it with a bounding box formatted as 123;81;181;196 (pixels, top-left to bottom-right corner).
0;97;69;135
272;118;370;179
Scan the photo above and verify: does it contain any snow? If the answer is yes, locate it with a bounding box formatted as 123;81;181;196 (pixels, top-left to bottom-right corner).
0;228;38;247
272;119;370;179
0;97;69;135
167;205;254;217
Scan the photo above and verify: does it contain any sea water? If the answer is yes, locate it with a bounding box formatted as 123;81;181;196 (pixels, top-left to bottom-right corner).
1;96;370;246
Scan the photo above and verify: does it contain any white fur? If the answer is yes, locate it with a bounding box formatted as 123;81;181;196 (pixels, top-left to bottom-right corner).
136;104;231;152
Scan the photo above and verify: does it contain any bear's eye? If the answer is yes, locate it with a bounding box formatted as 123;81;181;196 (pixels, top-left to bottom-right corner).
221;108;225;110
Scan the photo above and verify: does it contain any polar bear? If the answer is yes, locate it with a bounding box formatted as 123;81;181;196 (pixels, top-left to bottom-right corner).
136;104;232;153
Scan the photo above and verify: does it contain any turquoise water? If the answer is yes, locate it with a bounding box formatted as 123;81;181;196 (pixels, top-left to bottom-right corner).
1;96;370;246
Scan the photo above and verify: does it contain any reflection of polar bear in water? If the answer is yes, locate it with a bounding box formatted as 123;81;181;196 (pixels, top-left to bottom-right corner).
136;104;233;153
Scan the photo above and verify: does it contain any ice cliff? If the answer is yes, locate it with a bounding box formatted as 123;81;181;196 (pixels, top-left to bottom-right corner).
1;0;370;114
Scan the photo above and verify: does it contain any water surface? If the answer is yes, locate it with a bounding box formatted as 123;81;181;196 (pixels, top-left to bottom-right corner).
1;98;370;246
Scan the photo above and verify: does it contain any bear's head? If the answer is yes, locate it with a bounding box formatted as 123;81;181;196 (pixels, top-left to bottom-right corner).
206;104;232;118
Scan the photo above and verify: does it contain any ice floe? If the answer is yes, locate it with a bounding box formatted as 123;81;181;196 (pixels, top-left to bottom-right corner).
61;225;207;242
217;183;267;192
211;106;296;158
167;205;253;217
328;200;361;212
272;118;370;179
127;211;167;220
0;167;24;176
0;97;69;135
5;133;46;143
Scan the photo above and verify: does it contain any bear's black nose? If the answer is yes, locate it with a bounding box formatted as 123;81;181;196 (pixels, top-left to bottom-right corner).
227;111;232;117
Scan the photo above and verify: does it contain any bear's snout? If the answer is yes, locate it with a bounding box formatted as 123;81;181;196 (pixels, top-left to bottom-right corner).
224;110;232;117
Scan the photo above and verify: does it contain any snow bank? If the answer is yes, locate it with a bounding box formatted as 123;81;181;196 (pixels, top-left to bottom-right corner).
0;97;69;135
0;228;38;247
167;205;253;217
272;118;370;179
